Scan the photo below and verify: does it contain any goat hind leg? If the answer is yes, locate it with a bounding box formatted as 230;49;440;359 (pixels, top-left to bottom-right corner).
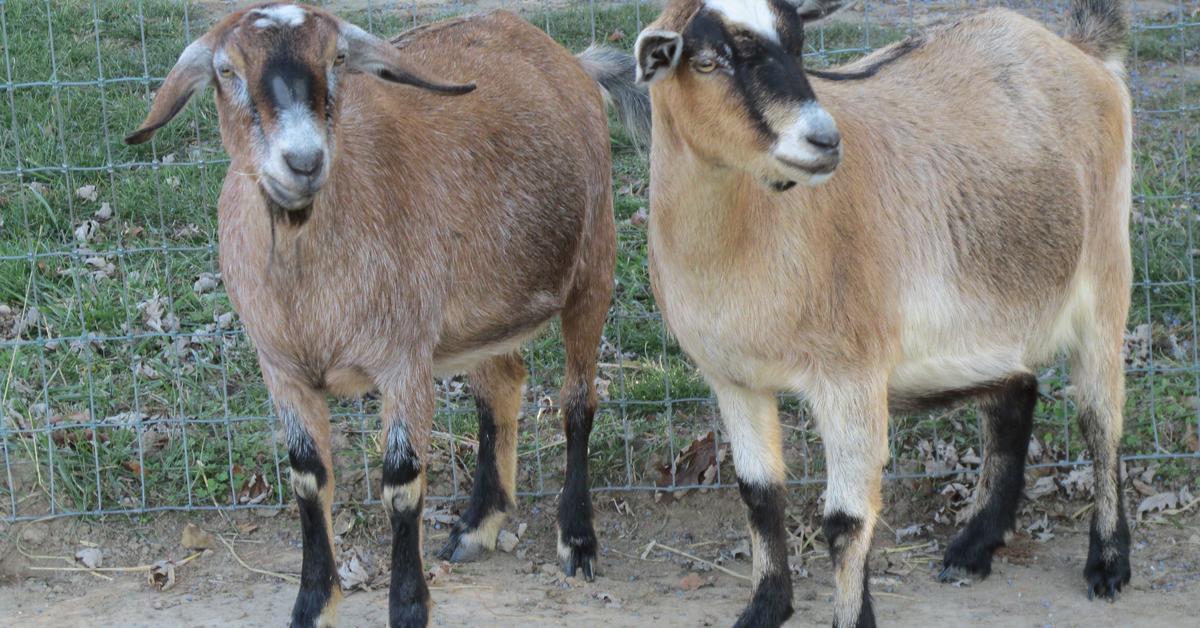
941;374;1037;581
1073;337;1131;600
555;280;610;581
438;352;524;562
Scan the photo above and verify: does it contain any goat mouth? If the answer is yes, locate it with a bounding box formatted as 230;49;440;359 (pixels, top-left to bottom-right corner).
260;176;314;212
775;155;839;176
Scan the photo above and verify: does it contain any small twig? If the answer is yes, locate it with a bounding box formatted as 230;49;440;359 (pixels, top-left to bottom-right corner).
432;430;479;448
646;540;751;581
872;591;918;601
429;584;495;591
217;534;299;584
610;547;665;563
26;566;114;579
880;542;935;555
519;438;567;458
24;552;202;577
597;361;642;370
1162;497;1200;516
1072;502;1095;520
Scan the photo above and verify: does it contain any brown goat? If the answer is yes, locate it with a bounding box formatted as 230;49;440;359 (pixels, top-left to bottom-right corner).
634;0;1132;626
126;4;646;626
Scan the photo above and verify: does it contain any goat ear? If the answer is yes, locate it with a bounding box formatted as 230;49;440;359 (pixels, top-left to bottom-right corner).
635;29;683;85
792;0;847;22
125;39;213;145
340;23;475;95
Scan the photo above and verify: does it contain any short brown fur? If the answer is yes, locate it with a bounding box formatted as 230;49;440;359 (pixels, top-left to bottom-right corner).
129;5;617;627
641;2;1132;626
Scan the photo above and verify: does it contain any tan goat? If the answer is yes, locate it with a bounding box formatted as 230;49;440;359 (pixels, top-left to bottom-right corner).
126;3;646;627
634;0;1132;626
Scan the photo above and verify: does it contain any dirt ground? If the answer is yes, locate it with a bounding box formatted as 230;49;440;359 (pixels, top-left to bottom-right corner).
2;489;1198;627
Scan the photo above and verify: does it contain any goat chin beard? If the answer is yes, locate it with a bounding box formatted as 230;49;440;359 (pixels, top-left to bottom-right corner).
767;178;797;192
261;186;314;225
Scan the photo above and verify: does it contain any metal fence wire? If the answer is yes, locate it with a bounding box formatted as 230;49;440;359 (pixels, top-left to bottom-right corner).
1;0;1197;521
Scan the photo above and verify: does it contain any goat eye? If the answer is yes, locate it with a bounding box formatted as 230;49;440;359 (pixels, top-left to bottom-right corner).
334;52;346;66
218;66;235;79
694;59;718;74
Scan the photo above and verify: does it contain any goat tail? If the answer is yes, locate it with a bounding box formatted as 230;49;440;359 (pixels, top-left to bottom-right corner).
1066;0;1129;66
576;46;651;152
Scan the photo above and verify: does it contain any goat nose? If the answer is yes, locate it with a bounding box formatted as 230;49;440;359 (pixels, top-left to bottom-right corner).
806;129;841;152
284;150;323;177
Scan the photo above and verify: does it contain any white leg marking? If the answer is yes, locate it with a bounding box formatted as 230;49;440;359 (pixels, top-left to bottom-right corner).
291;469;321;500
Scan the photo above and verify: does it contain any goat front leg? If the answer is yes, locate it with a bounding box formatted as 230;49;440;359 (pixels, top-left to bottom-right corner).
379;365;435;628
812;377;889;628
266;370;341;628
711;380;793;628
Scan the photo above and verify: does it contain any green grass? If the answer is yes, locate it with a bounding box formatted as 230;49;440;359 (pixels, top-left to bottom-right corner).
1;1;1198;519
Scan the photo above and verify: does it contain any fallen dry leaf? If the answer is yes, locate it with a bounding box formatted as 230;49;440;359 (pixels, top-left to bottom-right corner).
656;431;729;490
193;272;219;295
74;220;99;243
497;530;519;553
678;572;704;591
729;538;751;561
607;28;625;42
94;202;113;221
181;523;216;550
338;552;372;591
1138;491;1179;518
1025;476;1057;500
595;591;621;608
75;547;102;569
148;559;176;591
75;185;98;202
122;460;143;475
426;560;452;583
238;472;271;505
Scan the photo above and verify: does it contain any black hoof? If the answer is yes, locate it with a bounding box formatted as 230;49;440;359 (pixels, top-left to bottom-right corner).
436;524;490;563
1085;548;1131;601
941;531;1000;581
290;587;336;628
558;529;598;581
389;599;429;628
1085;512;1131;602
732;599;793;628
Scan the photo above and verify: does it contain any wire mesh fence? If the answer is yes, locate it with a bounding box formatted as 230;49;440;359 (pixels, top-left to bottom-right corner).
0;0;1196;522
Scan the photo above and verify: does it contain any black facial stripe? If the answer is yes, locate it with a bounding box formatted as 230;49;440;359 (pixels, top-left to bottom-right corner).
262;48;318;114
686;12;775;141
686;10;819;144
769;0;807;57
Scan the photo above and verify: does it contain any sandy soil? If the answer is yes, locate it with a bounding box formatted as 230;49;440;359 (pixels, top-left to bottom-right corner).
2;490;1198;627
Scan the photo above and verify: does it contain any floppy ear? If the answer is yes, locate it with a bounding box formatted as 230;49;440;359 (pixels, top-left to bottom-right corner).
635;29;683;85
125;39;214;145
791;0;847;22
340;23;475;95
